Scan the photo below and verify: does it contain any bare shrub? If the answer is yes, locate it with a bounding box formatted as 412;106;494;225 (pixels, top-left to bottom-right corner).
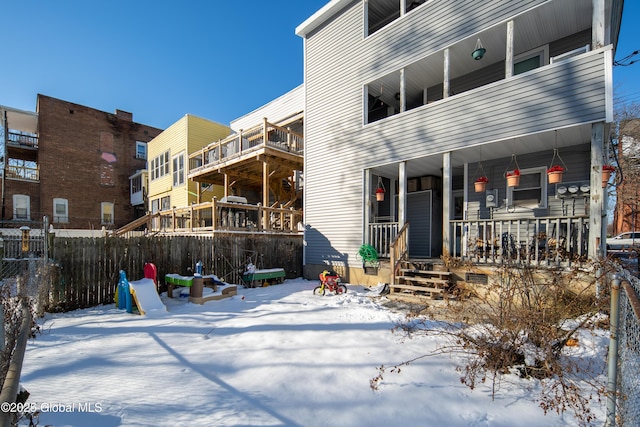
372;262;608;427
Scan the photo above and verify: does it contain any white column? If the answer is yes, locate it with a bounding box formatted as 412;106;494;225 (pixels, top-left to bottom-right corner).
399;68;406;113
592;0;605;49
442;152;452;255
443;48;450;98
398;162;407;228
364;169;371;245
505;20;514;78
590;122;605;259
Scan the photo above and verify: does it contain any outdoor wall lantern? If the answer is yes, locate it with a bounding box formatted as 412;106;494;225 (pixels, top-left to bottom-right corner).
472;38;486;60
375;177;386;202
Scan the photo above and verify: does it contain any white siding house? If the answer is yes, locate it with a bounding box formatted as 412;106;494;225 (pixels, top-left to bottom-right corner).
296;0;623;282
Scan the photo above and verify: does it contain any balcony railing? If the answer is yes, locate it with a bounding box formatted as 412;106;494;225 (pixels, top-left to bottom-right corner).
7;132;38;149
5;164;39;181
188;119;304;174
150;198;303;235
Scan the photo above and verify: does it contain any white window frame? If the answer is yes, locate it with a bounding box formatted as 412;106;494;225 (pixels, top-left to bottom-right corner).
513;45;549;76
172;152;185;187
136;141;147;160
506;166;548;210
53;198;69;223
13;194;30;220
150;150;170;181
101;202;114;225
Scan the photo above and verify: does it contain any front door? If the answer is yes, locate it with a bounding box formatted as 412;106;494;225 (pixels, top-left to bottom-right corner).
407;191;432;258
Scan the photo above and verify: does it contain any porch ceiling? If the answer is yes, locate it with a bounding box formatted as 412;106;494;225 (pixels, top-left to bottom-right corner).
371;123;595;179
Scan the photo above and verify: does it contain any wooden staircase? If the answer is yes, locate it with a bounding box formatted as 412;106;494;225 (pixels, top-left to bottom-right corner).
389;259;453;301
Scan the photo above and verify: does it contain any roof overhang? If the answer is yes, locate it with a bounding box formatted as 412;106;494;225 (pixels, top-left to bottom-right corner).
0;106;38;134
295;0;352;38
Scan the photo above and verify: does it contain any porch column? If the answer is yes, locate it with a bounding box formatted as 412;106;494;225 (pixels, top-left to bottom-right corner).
263;162;269;229
399;68;406;113
398;162;407;228
364;169;371;245
224;174;229;199
443;48;450;98
592;0;605;49
589;122;605;259
505;20;514;78
442;152;452;255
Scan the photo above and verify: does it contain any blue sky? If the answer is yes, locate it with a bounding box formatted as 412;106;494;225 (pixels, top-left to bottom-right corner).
1;1;639;131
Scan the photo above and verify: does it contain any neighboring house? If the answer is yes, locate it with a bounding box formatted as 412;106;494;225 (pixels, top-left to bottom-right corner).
0;95;161;231
612;118;640;234
296;0;623;282
146;114;230;219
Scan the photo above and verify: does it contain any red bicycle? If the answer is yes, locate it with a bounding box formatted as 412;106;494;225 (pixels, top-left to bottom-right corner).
313;270;347;296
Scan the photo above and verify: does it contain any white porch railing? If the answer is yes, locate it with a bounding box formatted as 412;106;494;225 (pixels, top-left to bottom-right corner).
452;216;590;265
369;222;399;258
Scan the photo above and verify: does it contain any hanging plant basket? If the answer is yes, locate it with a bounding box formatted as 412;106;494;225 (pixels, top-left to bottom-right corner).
504;154;521;187
547;165;565;184
506;173;520;187
547;146;568;185
474;176;488;193
602;165;615;188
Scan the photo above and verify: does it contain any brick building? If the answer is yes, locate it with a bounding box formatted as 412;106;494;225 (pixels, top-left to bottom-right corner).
1;95;162;231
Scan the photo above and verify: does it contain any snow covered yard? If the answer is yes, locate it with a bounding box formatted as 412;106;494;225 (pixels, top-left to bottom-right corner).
19;278;607;427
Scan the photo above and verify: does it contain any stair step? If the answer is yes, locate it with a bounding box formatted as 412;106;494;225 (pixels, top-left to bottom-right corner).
399;268;451;276
397;276;450;285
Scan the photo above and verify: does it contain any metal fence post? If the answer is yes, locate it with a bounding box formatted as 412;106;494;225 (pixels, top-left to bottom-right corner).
605;274;621;427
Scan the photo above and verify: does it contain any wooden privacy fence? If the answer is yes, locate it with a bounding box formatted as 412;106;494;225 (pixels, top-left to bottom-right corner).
48;234;303;311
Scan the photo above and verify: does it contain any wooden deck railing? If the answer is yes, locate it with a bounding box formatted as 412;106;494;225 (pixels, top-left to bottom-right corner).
389;223;409;286
188;118;304;174
149;198;303;234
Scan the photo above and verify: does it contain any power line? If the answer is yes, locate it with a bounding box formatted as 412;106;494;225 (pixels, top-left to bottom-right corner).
614;49;640;66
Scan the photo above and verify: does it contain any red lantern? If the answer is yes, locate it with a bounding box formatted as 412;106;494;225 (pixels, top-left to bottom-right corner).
375;187;385;202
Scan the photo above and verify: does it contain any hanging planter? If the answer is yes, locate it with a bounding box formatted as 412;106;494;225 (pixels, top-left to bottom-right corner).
547;165;565;184
506;169;521;187
547;145;568;184
602;165;616;188
375;177;386;201
472;38;486;60
504;154;521;187
474;176;488;193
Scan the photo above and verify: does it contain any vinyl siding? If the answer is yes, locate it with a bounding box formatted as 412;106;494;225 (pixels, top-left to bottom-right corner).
302;0;608;267
230;85;304;132
148;115;230;209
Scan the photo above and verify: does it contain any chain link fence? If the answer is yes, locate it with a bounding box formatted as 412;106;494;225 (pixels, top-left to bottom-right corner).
617;269;640;426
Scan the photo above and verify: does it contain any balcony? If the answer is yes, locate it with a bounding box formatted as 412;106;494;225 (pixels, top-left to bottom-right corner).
7;131;38;150
5;163;39;181
188;118;304;190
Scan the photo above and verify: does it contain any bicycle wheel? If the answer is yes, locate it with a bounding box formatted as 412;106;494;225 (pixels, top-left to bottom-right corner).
336;284;347;294
313;286;325;296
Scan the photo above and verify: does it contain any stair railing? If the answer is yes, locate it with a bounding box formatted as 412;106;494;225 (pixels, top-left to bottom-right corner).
389;222;409;285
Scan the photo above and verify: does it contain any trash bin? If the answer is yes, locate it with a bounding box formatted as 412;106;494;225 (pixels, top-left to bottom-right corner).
191;277;204;298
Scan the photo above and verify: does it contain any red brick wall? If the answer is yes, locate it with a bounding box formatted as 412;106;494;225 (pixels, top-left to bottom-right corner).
18;95;163;230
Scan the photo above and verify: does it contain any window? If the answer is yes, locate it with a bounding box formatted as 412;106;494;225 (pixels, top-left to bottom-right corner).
136;141;147;160
172;152;185;187
506;167;547;209
131;174;143;194
101;202;114;225
53;198;69;223
513;45;549;76
13;195;30;220
150;150;169;181
161;196;171;211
